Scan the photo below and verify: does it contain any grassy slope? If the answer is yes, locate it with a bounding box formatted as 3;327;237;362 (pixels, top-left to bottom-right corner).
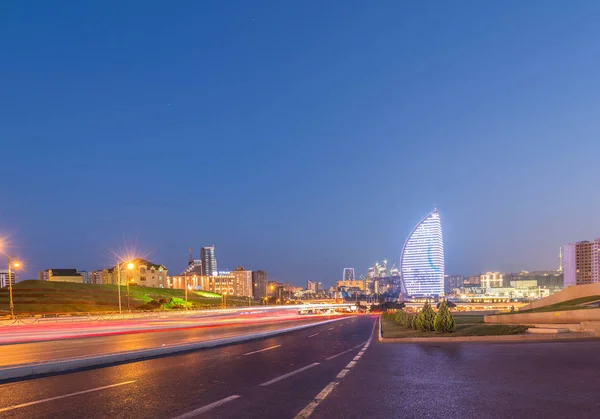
499;295;600;315
381;316;528;338
0;280;255;314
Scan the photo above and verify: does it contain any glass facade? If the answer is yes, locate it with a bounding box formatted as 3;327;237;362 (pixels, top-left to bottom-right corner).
400;210;444;297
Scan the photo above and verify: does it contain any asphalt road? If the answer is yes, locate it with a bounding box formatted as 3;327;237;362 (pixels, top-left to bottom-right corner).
0;316;343;367
0;315;375;418
312;338;600;419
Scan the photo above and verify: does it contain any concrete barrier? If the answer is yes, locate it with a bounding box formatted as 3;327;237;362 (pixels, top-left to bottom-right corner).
0;317;349;382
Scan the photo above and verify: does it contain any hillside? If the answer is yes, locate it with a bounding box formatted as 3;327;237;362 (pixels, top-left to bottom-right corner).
0;280;255;314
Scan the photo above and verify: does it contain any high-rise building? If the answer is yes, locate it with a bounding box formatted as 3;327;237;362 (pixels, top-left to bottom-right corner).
232;267;253;298
201;246;218;276
0;269;17;288
400;209;445;297
564;240;600;287
252;270;268;299
480;272;504;289
307;280;319;293
343;268;355;281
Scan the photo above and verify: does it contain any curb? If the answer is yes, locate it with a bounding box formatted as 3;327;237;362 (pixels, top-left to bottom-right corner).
0;317;348;382
379;332;598;344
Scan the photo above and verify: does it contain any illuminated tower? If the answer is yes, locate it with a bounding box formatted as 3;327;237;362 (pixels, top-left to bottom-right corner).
201;245;218;276
559;246;563;272
400;209;445;297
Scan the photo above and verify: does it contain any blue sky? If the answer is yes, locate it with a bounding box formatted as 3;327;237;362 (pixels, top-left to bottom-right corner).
2;1;600;286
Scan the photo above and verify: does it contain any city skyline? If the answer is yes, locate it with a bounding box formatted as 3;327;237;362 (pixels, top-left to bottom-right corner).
3;2;600;286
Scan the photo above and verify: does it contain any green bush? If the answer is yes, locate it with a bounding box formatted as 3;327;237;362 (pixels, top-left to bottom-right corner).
164;297;194;310
415;302;436;331
434;301;456;333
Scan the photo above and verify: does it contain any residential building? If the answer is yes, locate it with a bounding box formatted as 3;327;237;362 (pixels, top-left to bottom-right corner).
307;280;319;293
38;269;83;283
564;240;600;287
343;268;355;281
201;246;218;276
80;270;91;284
111;259;168;288
480;272;504;289
0;269;17;288
400;209;445;297
252;270;268;299
90;270;106;284
232;267;253;298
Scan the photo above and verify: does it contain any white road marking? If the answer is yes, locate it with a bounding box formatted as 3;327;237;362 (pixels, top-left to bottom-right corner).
243;345;281;356
172;395;241;418
259;363;320;386
327;327;334;331
336;369;350;379
353;341;367;349
325;349;354;361
0;381;136;413
308;333;319;338
294;381;337;418
294;317;379;418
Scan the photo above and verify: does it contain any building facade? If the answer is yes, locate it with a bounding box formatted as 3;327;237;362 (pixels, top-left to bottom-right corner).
480;272;504;289
400;209;445;297
564;240;600;287
80;271;91;284
336;280;366;290
111;259;168;288
201;246;218;276
0;269;17;288
343;268;355;281
307;280;319;293
252;270;268;299
444;275;465;295
232;267;253;298
38;269;83;283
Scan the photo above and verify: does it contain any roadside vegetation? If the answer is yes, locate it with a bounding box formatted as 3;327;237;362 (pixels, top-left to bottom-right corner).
382;302;528;338
0;280;257;315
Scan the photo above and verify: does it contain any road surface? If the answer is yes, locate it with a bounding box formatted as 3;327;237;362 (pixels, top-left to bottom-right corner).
2;316;600;418
0;316;344;367
0;316;372;418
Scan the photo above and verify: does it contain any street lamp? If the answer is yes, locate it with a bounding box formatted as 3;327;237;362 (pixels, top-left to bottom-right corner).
126;262;135;312
7;256;21;319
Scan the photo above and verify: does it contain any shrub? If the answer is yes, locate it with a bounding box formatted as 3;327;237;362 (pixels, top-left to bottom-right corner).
136;300;162;311
164;297;194;310
434;301;456;333
415;302;436;331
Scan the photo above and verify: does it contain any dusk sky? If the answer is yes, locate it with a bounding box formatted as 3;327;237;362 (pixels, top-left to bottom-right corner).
2;1;600;286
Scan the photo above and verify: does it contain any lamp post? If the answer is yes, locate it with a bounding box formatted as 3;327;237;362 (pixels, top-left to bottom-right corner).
184;272;189;310
126;262;135;312
7;256;21;319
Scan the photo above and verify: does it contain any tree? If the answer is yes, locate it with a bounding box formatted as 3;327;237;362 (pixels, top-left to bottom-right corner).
434;301;456;333
416;301;436;331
